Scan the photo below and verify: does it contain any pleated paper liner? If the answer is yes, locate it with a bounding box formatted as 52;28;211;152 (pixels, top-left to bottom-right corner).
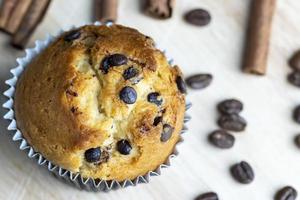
2;21;192;191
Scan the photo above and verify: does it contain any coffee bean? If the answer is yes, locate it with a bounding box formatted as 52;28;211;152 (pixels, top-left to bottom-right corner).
294;134;300;148
184;9;211;26
161;124;174;142
230;161;254;184
64;30;81;42
218;114;247;132
218;99;243;115
289;50;300;71
119;86;137;104
288;71;300;88
208;130;235;149
84;147;101;163
185;74;212;90
275;186;297;200
176;76;187;94
117;139;132;155
293;105;300;124
153;116;162;126
147;92;163;106
101;54;128;73
195;192;218;200
123;67;139;80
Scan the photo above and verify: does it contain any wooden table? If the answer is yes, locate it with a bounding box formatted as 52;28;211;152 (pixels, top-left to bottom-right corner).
1;0;300;199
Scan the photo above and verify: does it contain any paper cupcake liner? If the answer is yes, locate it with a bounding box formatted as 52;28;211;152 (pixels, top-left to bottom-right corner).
2;21;191;191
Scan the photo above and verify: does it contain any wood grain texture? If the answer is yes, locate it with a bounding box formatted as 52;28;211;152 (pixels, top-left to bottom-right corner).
1;0;300;199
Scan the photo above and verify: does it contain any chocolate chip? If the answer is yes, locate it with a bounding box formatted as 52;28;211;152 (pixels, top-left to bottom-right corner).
119;86;137;104
153;116;162;126
123;67;139;80
195;192;219;200
101;54;128;73
147;92;163;106
208;130;235;149
230;161;254;184
275;186;297;200
185;74;212;90
289;50;300;71
288;71;300;88
64;30;81;42
176;76;187;94
218;99;243;115
84;147;101;163
160;124;174;142
184;9;211;26
117;139;132;155
218;114;247;132
293;105;300;124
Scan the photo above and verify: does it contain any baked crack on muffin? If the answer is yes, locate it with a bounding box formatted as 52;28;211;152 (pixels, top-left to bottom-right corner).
14;24;186;181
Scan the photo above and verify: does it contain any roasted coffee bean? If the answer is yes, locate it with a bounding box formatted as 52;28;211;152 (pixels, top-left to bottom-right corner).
288;71;300;88
294;134;300;148
293;105;300;124
208;130;235;149
123;67;139;80
275;186;297;200
185;74;212;90
176;76;187;94
153;116;163;126
231;161;254;184
101;54;128;73
289;50;300;71
85;147;101;163
184;9;211;26
117;139;132;155
119;86;137;104
218;114;246;132
195;192;218;200
64;30;81;42
161;124;174;142
147;92;163;106
218;99;243;115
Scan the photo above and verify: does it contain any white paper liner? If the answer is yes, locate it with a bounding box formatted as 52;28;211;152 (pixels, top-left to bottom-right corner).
2;21;192;191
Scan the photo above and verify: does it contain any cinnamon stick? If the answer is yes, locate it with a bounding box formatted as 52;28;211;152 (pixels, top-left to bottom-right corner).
0;0;19;31
144;0;175;19
11;0;51;49
5;0;32;34
94;0;118;23
243;0;276;75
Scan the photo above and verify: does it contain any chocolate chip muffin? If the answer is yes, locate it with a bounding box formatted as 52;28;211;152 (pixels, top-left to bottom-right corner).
14;24;186;181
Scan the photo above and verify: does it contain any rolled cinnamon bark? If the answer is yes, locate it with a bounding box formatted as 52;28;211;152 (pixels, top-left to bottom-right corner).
0;0;19;31
243;0;276;75
5;0;32;34
94;0;118;23
144;0;175;19
11;0;51;49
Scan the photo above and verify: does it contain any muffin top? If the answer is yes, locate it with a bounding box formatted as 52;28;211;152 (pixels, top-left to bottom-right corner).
15;24;186;181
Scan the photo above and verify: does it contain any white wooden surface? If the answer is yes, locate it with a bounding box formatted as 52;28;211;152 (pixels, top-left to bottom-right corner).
1;0;300;199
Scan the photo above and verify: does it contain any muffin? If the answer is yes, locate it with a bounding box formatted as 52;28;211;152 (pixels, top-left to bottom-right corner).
14;24;186;181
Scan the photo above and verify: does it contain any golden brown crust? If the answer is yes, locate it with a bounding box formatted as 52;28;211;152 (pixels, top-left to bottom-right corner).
14;24;185;181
